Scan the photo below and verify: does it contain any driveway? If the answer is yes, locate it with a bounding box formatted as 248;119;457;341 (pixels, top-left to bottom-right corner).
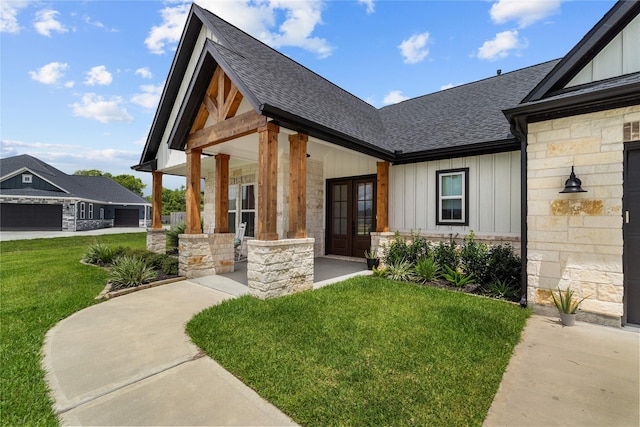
0;227;148;241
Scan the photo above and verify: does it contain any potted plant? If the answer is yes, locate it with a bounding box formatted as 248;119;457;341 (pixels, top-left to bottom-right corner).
364;248;380;270
551;286;587;326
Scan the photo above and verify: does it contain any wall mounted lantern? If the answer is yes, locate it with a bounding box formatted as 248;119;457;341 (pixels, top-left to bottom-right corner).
559;166;587;193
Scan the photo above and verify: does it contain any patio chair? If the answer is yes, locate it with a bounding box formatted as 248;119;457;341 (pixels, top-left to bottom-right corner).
234;222;246;261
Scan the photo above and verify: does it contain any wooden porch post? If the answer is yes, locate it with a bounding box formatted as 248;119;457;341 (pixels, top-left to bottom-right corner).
214;153;230;233
376;161;390;232
185;148;202;234
288;133;308;238
257;122;279;240
151;171;163;230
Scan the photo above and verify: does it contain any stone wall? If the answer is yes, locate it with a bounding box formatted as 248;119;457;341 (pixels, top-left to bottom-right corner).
76;219;114;231
526;105;639;326
178;233;234;278
247;238;314;299
147;229;167;253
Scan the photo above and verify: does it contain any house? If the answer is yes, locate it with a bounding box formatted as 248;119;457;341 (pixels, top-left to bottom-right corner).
1;154;151;231
134;1;639;325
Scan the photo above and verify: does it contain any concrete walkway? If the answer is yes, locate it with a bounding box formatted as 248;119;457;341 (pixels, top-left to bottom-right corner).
43;280;297;426
484;315;639;426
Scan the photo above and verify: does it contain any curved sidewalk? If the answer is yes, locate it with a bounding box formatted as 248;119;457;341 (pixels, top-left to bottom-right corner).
42;280;297;426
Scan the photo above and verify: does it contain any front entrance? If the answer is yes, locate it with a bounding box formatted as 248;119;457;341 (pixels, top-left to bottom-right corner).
624;142;640;325
327;176;376;258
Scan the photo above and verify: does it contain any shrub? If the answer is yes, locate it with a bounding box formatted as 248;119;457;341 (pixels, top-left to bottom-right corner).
382;232;412;266
161;256;179;276
460;232;488;283
109;256;157;290
82;243;114;265
483;280;520;300
384;259;415;282
432;240;459;271
441;265;475;287
486;244;521;287
414;256;440;283
166;222;186;252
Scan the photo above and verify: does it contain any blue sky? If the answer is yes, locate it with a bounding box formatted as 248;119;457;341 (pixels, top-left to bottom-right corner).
1;0;616;194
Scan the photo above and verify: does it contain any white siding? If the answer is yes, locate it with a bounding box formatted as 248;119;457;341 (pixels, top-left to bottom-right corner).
323;149;377;179
389;151;521;236
567;14;640;87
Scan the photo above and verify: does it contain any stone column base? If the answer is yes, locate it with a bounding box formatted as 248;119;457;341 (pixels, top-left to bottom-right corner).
146;228;167;254
247;238;314;299
178;233;235;278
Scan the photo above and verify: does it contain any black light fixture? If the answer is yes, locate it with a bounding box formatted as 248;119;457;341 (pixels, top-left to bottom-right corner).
559;166;587;193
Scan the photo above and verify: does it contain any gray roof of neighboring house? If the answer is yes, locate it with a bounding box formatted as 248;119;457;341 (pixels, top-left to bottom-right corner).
0;154;150;205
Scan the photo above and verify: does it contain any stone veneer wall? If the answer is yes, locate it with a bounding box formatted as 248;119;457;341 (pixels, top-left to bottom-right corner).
247;238;314;299
147;229;167;254
526;106;639;326
178;233;234;278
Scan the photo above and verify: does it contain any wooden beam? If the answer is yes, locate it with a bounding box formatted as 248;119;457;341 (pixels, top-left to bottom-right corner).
257;122;279;240
185;149;202;234
222;85;242;120
203;95;218;119
187;110;267;151
288;133;308;238
376;161;389;232
151;171;163;229
214;154;230;233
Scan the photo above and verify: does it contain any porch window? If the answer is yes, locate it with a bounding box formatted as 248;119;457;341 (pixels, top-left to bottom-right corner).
228;185;237;233
80;202;86;219
241;184;255;237
88;203;94;219
436;168;468;225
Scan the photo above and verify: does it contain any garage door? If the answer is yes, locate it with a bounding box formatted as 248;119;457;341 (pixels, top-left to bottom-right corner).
114;209;139;227
0;203;62;230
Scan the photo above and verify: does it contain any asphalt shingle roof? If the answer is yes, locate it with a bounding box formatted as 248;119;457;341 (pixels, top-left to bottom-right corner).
0;154;150;204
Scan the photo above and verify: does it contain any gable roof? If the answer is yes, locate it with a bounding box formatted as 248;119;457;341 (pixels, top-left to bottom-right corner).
505;0;640;127
0;155;150;205
136;3;559;169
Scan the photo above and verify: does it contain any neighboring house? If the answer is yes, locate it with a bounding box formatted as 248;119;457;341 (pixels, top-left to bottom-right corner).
134;1;639;325
1;154;151;231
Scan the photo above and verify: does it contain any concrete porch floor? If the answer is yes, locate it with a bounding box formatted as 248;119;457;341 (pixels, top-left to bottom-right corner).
189;256;371;297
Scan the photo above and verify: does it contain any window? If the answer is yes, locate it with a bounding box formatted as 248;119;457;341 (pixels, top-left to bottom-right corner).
436;168;469;226
228;186;237;233
89;203;94;219
100;208;105;220
22;174;32;184
80;202;86;219
241;184;256;237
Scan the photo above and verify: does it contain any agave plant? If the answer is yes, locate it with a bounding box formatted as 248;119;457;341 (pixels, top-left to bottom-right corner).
551;286;587;314
441;265;475;287
82;243;114;265
384;259;415;282
414;256;440;283
109;256;157;290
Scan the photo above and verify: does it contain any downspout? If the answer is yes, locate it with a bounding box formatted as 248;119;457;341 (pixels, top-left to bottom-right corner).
510;119;528;308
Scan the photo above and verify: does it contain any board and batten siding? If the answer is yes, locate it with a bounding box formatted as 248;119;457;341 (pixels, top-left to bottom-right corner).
389;151;521;236
323;149;378;180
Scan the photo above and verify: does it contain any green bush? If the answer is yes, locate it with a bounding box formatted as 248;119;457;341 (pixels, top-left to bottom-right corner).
432;240;459;271
486;244;521;287
384;259;415;282
382;231;431;267
82;243;114;265
414;256;440;283
483;280;520;300
109;256;157;290
166;222;186;252
442;265;475;287
460;232;488;283
161;256;179;276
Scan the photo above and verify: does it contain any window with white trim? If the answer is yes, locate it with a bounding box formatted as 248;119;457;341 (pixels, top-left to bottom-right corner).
89;203;94;219
22;174;32;184
241;184;256;237
80;202;86;219
436;168;469;226
100;208;105;220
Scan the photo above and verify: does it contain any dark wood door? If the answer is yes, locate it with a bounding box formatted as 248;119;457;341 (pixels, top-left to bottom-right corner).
327;177;376;258
624;144;640;325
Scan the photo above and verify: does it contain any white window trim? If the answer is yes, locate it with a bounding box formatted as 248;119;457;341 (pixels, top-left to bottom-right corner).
89;203;94;219
22;174;32;184
240;183;256;237
436;168;468;226
80;202;86;220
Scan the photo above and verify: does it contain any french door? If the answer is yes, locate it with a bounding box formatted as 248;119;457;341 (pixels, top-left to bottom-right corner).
327;176;376;258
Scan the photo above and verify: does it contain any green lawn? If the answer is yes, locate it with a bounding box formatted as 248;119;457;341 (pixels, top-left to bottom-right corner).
188;278;530;427
0;233;146;426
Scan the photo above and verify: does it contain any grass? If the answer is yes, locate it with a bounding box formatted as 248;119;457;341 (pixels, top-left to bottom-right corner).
188;277;530;426
0;233;146;426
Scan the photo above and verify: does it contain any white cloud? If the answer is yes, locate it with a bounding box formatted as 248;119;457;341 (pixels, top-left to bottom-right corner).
383;90;409;105
29;62;69;85
84;65;113;86
34;9;68;37
490;0;562;28
359;0;375;15
399;32;430;64
477;30;526;61
145;0;333;58
135;67;153;79
83;15;117;32
1;1;29;33
131;84;163;109
71;93;133;123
